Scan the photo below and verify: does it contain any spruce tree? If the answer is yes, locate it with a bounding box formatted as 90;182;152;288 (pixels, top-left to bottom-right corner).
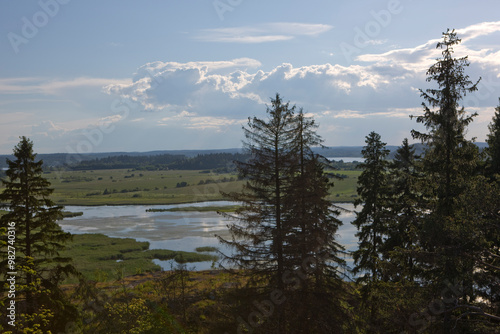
219;96;349;333
281;110;348;333
352;131;390;282
218;94;297;333
411;30;487;333
486;99;500;178
384;138;421;282
411;30;480;216
351;131;390;333
0;137;78;332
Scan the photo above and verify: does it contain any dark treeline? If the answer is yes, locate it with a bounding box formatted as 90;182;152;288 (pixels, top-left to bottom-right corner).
168;152;250;171
66;153;185;170
64;152;251;171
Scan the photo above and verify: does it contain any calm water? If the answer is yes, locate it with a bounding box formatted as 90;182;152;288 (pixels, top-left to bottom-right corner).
327;157;364;163
60;201;358;271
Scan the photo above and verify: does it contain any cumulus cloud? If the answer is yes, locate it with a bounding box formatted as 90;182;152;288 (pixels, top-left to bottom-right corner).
105;58;420;122
196;22;333;43
103;21;500;143
358;21;500;73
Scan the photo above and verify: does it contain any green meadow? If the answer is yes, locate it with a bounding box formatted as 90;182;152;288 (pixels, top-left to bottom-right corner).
43;169;244;205
0;168;360;206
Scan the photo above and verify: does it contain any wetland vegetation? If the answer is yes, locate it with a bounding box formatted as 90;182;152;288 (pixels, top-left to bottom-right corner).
60;233;218;283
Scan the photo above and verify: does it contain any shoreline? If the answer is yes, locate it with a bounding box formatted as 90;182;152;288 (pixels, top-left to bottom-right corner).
57;199;356;207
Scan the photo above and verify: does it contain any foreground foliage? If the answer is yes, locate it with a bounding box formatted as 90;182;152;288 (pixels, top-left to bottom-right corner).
0;137;79;332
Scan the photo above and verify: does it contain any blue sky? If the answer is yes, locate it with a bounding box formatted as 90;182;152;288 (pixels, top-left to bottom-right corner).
1;0;500;154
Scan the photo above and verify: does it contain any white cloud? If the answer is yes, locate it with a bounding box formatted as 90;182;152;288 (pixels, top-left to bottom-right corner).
357;21;500;74
330;108;414;119
457;21;500;42
31;121;67;138
105;59;420;121
0;77;130;96
196;22;333;43
159;114;242;131
365;39;388;46
331;110;366;119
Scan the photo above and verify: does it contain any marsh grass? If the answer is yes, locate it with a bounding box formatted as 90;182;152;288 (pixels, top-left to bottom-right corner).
61;233;217;283
195;246;219;252
39;169;243;205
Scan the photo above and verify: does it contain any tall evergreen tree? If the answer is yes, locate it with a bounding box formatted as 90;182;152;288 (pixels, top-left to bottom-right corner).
384;138;422;283
411;30;480;217
352;131;390;282
486;99;500;178
0;137;78;332
351;131;390;333
219;96;349;333
218;94;297;333
411;30;487;333
281;110;348;333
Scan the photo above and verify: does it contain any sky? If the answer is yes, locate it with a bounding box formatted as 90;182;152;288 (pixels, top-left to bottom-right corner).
1;0;500;154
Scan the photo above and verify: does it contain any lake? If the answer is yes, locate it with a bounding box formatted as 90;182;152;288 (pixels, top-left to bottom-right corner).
60;201;358;271
327;157;364;163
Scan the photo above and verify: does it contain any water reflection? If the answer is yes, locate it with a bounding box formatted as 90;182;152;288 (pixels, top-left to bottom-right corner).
59;201;358;271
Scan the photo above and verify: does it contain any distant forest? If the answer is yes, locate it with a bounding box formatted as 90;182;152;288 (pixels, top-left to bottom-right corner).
1;143;471;172
65;152;252;172
0;147;361;171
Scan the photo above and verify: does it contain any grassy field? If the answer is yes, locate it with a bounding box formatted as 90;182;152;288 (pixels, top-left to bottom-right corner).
0;168;360;205
60;233;218;283
43;169;244;205
326;170;360;202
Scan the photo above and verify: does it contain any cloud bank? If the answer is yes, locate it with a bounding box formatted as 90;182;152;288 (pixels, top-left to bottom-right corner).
103;21;500;147
2;22;499;153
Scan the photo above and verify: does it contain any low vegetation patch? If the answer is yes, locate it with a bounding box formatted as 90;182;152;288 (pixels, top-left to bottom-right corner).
195;246;219;252
61;211;84;218
146;205;240;213
60;233;218;283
